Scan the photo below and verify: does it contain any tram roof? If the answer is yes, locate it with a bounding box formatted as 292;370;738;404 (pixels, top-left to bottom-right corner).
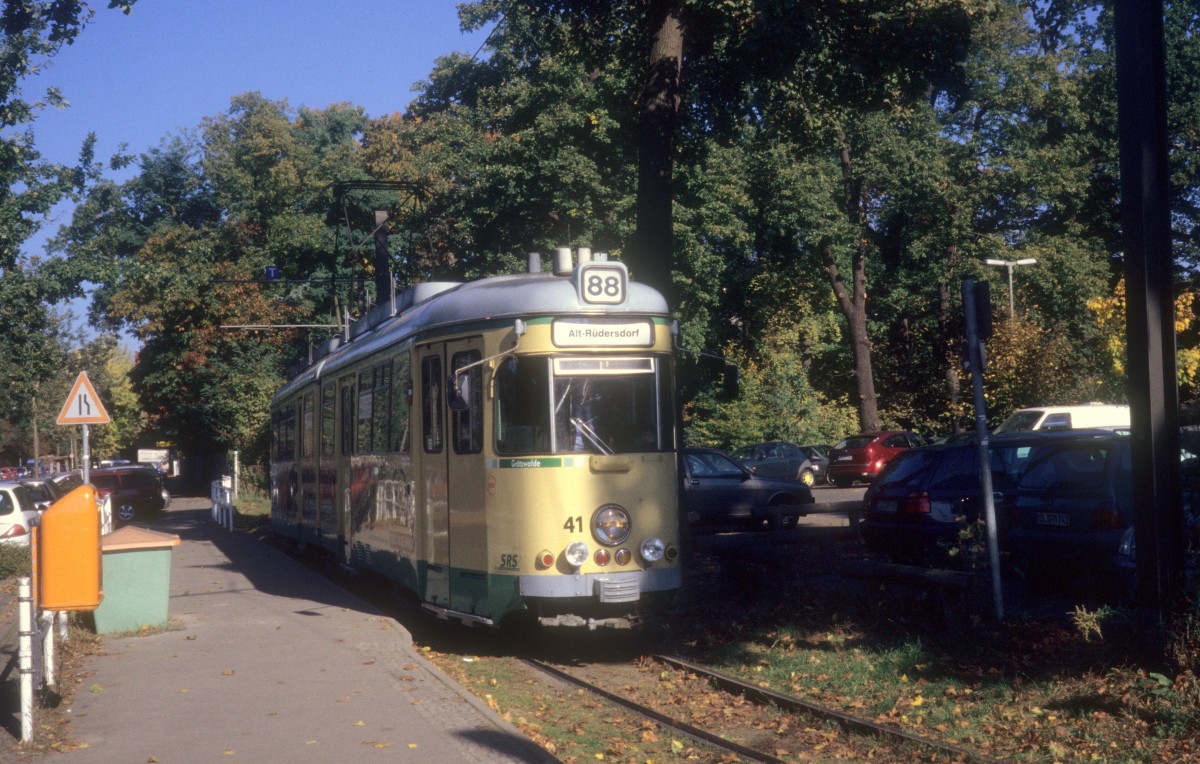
274;266;670;401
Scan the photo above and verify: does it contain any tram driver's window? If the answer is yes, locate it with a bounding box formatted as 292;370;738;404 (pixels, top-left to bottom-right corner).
494;356;550;455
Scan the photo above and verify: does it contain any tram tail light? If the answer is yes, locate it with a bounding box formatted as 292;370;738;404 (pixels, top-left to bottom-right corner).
664;545;678;562
537;550;555;569
593;548;611;566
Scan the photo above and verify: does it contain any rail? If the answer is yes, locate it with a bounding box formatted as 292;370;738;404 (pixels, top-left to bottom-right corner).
211;477;234;530
14;576;67;744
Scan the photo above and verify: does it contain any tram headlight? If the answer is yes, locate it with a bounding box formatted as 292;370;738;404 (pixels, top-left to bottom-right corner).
592;504;631;546
640;536;665;563
565;541;589;568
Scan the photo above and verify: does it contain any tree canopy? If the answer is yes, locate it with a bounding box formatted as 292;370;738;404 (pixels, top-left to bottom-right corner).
5;0;1199;470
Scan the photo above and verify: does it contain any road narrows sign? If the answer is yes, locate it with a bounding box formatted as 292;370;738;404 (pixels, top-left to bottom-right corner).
56;371;111;425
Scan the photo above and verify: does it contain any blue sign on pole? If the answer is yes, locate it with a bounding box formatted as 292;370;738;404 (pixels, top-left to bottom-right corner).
265;265;281;281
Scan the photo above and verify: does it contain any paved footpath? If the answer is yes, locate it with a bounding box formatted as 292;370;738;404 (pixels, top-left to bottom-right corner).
34;497;556;764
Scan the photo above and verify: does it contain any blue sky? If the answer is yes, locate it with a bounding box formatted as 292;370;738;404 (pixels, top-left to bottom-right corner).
33;0;488;168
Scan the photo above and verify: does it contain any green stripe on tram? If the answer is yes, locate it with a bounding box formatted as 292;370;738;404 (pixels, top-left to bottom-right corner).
486;457;585;469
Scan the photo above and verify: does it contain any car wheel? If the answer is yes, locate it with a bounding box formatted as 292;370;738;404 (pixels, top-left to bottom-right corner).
799;469;815;487
117;503;136;522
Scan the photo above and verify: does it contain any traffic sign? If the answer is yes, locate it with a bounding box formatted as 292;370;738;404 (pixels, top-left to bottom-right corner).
56;372;111;425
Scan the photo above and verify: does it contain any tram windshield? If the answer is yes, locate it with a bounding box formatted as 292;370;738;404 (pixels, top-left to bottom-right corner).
494;355;673;455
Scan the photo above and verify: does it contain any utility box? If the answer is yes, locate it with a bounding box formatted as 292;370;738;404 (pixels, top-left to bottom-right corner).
93;526;181;635
39;485;103;611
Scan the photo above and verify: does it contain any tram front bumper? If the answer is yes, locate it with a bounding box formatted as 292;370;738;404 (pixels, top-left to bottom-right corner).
518;566;681;600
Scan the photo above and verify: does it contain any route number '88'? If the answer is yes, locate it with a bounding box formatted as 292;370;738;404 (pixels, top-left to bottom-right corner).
578;263;626;305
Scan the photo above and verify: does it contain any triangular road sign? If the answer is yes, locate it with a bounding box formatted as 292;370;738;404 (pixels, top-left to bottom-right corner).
56;371;111;425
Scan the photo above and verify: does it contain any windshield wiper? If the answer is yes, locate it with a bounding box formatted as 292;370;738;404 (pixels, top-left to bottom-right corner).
570;417;614;455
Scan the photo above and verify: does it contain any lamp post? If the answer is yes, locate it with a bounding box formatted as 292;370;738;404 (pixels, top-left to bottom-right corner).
985;257;1038;315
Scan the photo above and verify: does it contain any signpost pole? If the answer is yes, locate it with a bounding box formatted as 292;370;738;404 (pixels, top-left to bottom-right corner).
81;424;90;485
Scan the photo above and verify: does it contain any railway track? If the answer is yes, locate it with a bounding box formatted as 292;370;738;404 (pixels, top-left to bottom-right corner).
522;654;999;764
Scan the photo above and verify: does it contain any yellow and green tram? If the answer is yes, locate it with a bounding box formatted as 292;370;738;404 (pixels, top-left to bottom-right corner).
270;248;681;628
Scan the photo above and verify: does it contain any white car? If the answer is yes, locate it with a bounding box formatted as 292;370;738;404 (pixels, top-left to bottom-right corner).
0;482;41;547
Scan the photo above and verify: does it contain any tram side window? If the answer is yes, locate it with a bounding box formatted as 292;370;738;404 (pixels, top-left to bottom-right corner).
340;384;353;456
320;383;335;457
301;392;314;459
357;369;375;453
451;350;483;454
494;356;551;455
390;355;411;454
281;405;296;460
421;355;443;453
374;362;392;452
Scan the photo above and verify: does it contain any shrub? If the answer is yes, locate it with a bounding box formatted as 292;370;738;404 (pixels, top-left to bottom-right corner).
0;543;32;580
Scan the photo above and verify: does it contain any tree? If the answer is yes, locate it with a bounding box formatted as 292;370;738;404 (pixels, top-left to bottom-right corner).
53;95;366;456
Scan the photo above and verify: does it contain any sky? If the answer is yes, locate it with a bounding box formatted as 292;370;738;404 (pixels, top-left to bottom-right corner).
25;0;488;250
23;0;491;337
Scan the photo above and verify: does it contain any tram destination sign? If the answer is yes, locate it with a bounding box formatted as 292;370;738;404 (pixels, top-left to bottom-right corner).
551;317;654;348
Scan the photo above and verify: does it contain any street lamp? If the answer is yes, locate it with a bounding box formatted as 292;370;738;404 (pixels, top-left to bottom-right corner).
985;257;1038;316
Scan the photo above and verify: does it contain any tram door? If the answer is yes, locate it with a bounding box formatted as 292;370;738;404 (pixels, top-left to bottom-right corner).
418;338;486;613
337;373;356;565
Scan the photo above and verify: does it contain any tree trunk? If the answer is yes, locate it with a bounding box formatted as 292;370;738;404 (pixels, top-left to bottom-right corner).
631;0;682;306
823;130;880;432
938;279;963;433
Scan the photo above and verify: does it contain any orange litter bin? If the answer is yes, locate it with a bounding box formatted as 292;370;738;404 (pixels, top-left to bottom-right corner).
38;485;103;611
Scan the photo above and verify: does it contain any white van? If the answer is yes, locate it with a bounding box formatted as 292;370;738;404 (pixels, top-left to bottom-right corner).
994;404;1130;433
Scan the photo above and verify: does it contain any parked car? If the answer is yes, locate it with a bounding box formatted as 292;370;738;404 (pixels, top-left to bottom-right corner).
732;442;817;486
994;404;1129;433
0;482;41;546
0;466;18;481
827;431;928;487
49;471;84;495
682;447;814;530
1007;434;1131;589
861;431;1106;566
19;476;65;514
89;465;171;524
797;445;832;485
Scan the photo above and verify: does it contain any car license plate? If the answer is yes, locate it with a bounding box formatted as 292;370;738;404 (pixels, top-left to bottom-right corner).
1036;512;1070;527
875;500;897;514
837;455;852;461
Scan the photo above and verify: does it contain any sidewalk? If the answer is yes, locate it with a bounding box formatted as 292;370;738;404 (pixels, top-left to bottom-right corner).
33;497;556;763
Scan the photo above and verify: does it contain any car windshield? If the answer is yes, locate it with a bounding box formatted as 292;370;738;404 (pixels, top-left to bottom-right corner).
995;410;1044;433
10;485;37;513
494;355;673;456
876;450;935;488
834;436;873;450
686;451;744;477
1020;443;1112;490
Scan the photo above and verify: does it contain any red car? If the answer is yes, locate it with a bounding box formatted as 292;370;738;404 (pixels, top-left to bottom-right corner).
827;431;927;487
0;467;18;481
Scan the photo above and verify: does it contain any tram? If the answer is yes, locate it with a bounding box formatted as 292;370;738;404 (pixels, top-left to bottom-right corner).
270;247;681;628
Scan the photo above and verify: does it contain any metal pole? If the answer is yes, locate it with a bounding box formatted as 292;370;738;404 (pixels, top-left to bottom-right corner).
963;278;1004;621
81;424;90;485
19;577;33;743
1006;265;1015;316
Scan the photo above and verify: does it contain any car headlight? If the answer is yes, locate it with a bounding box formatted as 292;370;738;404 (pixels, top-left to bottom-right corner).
640;536;665;562
592;504;631;546
565;541;589;568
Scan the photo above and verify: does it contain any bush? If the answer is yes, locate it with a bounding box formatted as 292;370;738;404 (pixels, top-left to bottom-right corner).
0;543;32;580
